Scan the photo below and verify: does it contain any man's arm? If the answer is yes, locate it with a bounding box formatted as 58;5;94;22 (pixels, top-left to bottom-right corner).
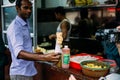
61;21;70;40
17;50;60;62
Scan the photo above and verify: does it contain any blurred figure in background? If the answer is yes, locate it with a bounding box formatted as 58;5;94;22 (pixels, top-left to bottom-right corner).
49;6;71;53
96;19;120;68
90;13;100;36
78;8;93;38
116;26;120;56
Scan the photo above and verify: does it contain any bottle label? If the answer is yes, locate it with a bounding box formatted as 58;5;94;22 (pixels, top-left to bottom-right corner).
63;54;70;64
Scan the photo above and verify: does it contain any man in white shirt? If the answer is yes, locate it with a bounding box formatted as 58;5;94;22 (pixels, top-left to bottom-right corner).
49;6;71;53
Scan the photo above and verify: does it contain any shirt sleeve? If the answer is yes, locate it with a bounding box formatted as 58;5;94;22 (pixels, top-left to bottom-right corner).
9;23;24;58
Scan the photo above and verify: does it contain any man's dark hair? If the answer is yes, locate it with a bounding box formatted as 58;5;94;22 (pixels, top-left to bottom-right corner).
54;6;65;16
16;0;32;8
16;0;22;8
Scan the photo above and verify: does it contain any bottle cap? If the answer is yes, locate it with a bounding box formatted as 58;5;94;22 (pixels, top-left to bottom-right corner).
64;45;68;48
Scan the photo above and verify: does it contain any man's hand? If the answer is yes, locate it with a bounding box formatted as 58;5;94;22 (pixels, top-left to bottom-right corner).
49;34;56;40
43;53;61;62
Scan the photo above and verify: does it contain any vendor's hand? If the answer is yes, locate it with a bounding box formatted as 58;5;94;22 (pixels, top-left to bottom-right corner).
49;34;56;40
116;26;120;32
116;42;120;48
43;53;61;62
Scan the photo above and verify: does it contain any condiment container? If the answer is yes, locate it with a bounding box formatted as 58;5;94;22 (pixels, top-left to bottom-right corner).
62;45;70;69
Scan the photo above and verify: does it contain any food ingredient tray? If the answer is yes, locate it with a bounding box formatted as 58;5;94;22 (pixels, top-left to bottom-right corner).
70;53;103;70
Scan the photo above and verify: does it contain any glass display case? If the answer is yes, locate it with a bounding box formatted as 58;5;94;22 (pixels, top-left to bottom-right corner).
2;6;16;31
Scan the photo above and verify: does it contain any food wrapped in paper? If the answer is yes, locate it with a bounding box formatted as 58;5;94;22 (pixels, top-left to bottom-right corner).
56;32;63;44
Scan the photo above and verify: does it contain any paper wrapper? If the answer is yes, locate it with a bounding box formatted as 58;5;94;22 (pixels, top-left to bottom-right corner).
56;32;63;44
55;32;63;53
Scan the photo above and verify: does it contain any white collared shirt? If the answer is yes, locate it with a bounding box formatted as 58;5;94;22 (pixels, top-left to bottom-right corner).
7;16;37;76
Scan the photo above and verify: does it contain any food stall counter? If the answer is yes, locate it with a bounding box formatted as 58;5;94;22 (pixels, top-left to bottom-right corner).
37;61;99;80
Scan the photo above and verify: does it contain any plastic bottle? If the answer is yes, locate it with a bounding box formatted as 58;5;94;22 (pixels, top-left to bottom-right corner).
62;45;70;69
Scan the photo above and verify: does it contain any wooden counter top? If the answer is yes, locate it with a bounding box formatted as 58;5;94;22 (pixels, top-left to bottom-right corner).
37;62;100;80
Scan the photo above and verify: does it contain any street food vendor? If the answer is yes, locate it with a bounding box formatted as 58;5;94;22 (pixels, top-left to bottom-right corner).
49;6;71;53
